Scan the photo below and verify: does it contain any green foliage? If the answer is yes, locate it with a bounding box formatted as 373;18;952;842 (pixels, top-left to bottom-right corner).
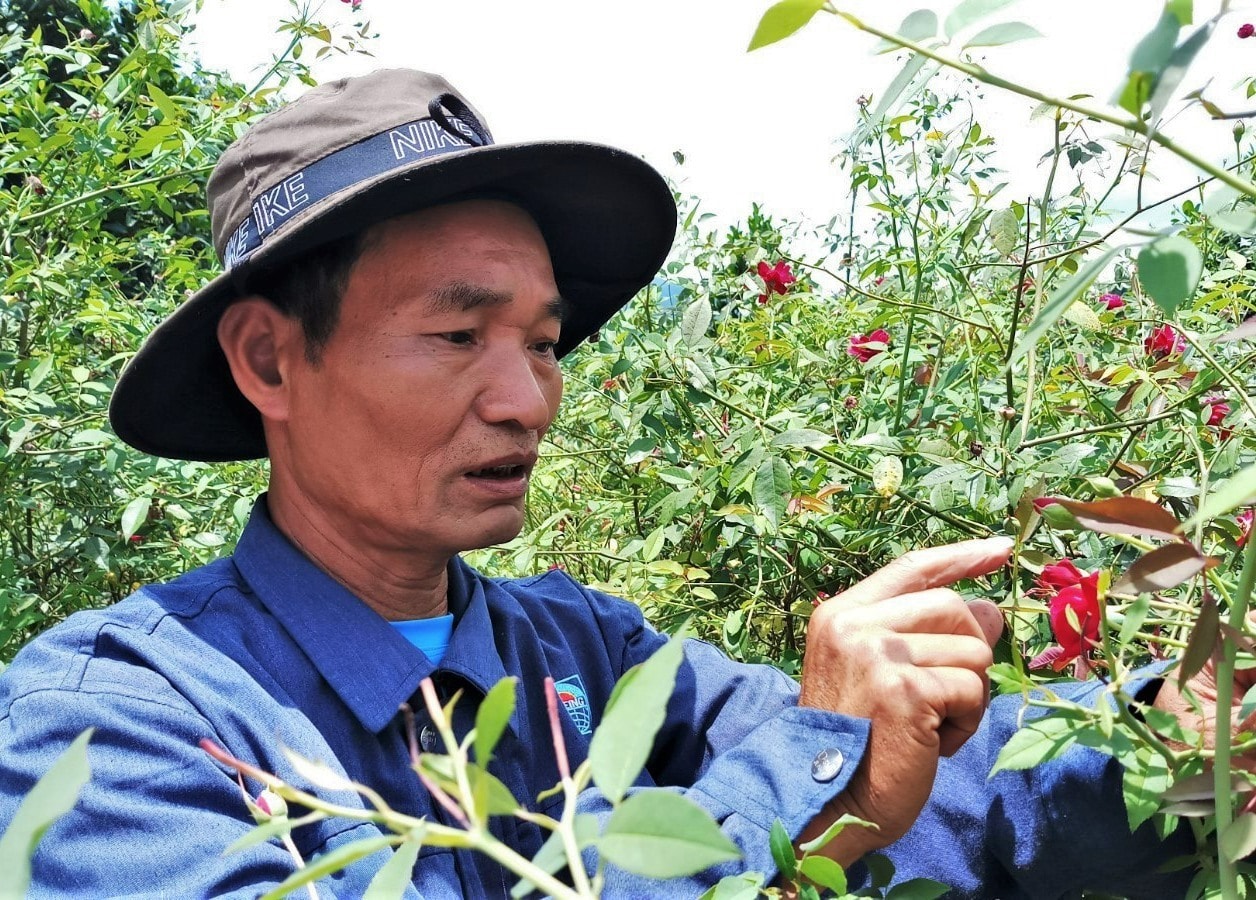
599;790;740;879
0;0;375;661
3;0;1256;896
747;0;827;51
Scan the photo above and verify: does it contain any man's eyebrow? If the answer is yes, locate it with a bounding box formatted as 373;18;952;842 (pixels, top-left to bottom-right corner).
428;281;568;322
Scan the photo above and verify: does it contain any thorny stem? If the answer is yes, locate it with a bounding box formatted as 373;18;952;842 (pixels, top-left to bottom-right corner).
1179;331;1256;422
544;678;594;896
419;679;476;828
276;832;319;900
1017;408;1182;449
1214;534;1256;899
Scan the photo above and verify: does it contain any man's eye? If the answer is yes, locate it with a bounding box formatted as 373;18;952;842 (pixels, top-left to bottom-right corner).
534;340;558;355
441;331;474;345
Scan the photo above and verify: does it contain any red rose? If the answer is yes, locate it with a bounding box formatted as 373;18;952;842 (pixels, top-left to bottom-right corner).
1100;292;1125;310
1143;324;1185;359
847;328;891;363
756;260;796;300
1239;23;1254;38
1048;572;1101;659
1238;509;1254;548
1034;557;1085;594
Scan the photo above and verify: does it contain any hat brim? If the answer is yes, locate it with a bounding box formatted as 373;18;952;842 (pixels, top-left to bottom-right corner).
109;141;677;461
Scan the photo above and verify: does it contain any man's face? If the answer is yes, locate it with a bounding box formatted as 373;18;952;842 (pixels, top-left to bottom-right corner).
275;200;565;559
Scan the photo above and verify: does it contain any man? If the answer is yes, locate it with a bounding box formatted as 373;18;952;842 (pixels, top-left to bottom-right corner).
0;68;1212;897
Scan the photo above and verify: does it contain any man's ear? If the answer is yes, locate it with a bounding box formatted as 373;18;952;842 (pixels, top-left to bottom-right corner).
217;298;299;424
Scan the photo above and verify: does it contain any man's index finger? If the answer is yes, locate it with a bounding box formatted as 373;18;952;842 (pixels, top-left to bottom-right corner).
835;537;1014;607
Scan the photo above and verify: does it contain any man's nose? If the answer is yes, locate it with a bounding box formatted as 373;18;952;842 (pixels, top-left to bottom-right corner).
474;348;556;432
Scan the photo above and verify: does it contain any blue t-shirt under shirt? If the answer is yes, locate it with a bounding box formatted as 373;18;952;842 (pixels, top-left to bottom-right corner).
390;614;454;665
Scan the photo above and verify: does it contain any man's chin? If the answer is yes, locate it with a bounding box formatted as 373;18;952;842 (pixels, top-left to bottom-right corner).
458;511;527;552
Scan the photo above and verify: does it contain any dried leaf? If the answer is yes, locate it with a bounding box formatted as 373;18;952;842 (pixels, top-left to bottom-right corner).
1162;771;1250;803
1054;497;1184;542
1113;543;1217;593
1178;590;1220;688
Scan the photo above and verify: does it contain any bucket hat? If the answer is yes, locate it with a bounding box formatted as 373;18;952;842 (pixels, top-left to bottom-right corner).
109;68;677;461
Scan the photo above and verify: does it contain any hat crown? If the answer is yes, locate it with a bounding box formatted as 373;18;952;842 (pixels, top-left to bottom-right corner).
207;69;489;265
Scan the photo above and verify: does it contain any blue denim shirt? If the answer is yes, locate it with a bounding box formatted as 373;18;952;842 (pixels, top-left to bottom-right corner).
0;500;1190;898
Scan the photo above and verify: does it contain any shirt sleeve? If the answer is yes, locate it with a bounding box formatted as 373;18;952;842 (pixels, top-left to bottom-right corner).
0;687;417;899
870;673;1196;899
573;586;873;895
575;583;1194;897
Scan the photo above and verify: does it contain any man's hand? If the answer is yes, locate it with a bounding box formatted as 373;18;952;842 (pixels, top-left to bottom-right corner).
796;537;1011;863
1152;643;1256;771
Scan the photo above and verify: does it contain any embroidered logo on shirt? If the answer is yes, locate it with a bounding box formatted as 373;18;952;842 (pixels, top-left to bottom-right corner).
554;674;592;735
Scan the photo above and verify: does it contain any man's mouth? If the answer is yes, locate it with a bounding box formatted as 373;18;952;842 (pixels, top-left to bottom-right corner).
467;464;528;480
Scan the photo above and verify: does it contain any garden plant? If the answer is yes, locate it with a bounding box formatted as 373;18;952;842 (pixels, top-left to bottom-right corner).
2;0;1256;897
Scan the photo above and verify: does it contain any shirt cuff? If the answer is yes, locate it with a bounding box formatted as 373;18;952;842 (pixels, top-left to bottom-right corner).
690;705;870;839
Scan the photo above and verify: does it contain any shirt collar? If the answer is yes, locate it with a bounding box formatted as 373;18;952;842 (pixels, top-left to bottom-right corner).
231;497;507;734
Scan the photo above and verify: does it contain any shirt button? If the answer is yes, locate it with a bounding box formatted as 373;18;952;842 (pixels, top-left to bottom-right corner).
811;747;844;783
420;724;439;753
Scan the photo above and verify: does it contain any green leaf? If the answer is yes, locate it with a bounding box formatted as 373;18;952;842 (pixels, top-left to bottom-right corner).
363;837;422;900
797;813;874;853
260;835;397;900
466;763;520;817
1118;593;1153;645
474;677;517;768
987;207;1020;256
1137;236;1202;316
222;812;323;856
590;634;686;804
27;356;53;390
769;818;796;880
865;853;896;889
0;728;94;898
886;878;951;900
599;790;741;878
748;0;827;51
1221;813;1256;863
1130;9;1182;71
1166;0;1192;25
1212;205;1256;235
798;855;847;894
771;429;832;450
699;873;764;900
874;9;937;51
964;21;1041;48
1009;246;1120;363
1147;22;1213;124
752;455;792;528
1121;748;1172;832
1240;683;1256;724
990;715;1077;774
1183;461;1256;530
145;81;180;122
867;54;931;123
943;0;1020;38
120;496;151;542
512;814;599;898
680;296;712;345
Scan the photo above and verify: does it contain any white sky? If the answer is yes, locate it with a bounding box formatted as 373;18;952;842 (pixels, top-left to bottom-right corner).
189;0;1255;236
